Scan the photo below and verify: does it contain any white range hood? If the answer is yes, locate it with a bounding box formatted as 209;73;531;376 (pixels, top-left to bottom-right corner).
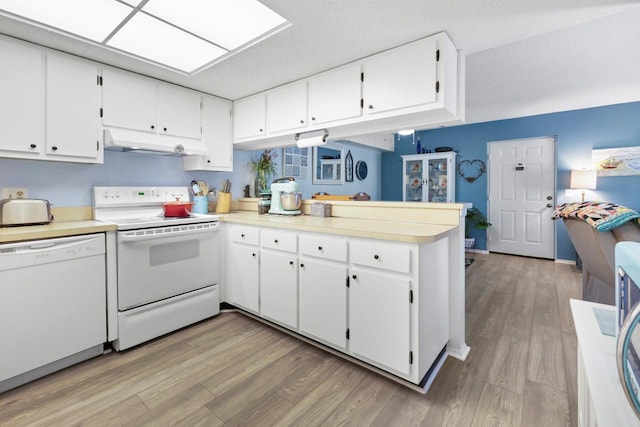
103;128;208;156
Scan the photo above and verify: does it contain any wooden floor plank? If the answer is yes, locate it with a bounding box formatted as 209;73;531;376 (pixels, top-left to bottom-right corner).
486;311;531;394
522;381;571;427
74;395;150;427
561;332;579;427
470;383;524;427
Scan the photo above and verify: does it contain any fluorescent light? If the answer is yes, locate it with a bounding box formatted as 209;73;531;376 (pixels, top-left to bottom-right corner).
398;129;415;136
143;0;289;50
107;12;227;73
0;0;289;75
0;0;132;42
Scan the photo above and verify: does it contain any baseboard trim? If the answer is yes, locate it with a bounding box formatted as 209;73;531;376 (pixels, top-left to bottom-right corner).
555;259;576;265
465;248;489;254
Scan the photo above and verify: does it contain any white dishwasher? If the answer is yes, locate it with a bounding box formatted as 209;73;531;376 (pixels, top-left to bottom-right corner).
0;233;107;393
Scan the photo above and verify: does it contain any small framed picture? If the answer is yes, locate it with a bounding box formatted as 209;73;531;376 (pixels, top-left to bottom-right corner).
345;150;353;182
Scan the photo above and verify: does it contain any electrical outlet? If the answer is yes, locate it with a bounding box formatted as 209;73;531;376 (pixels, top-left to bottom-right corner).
2;187;29;199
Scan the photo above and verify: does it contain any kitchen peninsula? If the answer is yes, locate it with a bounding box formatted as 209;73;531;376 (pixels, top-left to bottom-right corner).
221;198;469;390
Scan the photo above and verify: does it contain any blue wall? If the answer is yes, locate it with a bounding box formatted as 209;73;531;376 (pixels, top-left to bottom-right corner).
382;101;640;261
0;142;380;208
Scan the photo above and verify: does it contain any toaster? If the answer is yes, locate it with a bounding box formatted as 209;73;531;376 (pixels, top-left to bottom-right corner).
0;199;53;226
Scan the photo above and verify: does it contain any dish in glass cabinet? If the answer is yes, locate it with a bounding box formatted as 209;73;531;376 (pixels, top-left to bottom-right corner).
411;162;421;173
410;178;421;189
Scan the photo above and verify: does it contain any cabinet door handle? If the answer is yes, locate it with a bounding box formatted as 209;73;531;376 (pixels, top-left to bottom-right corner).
374;254;380;260
30;143;36;149
252;253;256;257
300;119;304;124
318;246;323;251
163;127;168;132
241;234;245;238
352;274;357;280
51;146;58;151
289;260;294;266
274;239;279;244
207;160;211;163
368;105;374;110
259;128;263;132
300;263;305;268
150;125;155;130
311;116;316;121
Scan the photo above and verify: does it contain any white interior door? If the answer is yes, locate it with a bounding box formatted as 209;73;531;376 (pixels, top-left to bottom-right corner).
488;137;556;259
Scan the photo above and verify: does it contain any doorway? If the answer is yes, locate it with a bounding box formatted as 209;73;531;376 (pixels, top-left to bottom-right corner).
488;137;556;259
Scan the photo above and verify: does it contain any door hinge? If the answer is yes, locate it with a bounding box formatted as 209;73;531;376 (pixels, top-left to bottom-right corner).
346;276;350;288
436;49;440;62
97;75;103;85
409;289;413;303
435;81;440;93
96;140;99;151
409;351;413;365
360;72;364;82
360;98;364;109
346;329;350;340
99;108;103;118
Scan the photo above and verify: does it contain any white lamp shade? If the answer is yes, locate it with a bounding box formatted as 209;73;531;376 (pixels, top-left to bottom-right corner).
570;169;597;190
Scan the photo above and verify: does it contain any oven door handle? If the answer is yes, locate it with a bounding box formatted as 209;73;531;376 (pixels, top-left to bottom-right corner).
118;223;219;243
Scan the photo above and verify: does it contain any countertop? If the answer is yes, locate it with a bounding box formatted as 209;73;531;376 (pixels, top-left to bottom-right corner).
218;211;455;243
0;220;116;244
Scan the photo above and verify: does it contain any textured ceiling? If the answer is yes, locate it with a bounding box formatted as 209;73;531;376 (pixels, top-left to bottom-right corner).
0;0;639;103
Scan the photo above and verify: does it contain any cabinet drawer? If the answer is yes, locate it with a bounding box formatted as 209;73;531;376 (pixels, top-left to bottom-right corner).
228;225;259;246
300;234;347;262
261;228;297;253
350;240;411;274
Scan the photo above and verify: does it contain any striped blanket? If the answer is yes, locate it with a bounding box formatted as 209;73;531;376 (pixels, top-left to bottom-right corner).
552;201;640;232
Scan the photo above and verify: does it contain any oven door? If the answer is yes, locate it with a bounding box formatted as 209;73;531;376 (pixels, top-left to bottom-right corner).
117;222;220;310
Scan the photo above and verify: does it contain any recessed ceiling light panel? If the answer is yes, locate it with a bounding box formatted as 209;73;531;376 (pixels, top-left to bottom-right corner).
142;0;289;50
107;12;227;73
0;0;132;42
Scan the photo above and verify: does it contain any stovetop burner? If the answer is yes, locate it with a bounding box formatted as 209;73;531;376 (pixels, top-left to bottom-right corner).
93;186;219;230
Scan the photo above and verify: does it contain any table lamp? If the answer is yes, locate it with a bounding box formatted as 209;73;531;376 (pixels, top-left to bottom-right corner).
570;169;597;202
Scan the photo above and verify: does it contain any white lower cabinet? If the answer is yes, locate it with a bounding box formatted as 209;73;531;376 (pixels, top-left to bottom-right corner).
223;224;450;385
260;250;298;329
349;268;411;375
299;257;348;350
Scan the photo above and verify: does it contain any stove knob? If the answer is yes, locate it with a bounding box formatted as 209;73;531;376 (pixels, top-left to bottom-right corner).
103;191;109;198
114;191;120;198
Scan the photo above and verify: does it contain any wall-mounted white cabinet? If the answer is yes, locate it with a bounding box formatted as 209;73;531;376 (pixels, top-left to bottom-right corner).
402;152;457;203
308;62;362;126
102;67;201;140
232;32;462;151
184;95;233;171
46;54;101;160
0;36;102;164
266;81;307;133
233;94;266;140
362;37;437;116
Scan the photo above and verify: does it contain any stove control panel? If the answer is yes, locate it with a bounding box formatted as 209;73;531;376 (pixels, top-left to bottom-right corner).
94;186;190;207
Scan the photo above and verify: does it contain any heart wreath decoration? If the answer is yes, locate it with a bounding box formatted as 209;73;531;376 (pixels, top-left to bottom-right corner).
457;159;486;183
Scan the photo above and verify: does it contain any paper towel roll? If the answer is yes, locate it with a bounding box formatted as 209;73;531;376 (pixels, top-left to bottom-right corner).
296;134;327;148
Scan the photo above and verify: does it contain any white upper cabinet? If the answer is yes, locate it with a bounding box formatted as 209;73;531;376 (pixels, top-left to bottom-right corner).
157;84;201;139
308;62;362;125
184;95;233;171
233;94;266;140
46;53;100;160
0;37;43;156
103;68;202;140
362;37;437;115
266;81;307;133
102;67;157;133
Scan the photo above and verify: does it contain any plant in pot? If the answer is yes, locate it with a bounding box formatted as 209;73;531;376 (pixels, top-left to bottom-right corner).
465;207;491;249
248;149;278;197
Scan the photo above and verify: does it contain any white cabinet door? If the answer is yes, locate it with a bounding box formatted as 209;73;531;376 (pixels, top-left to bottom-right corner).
349;268;411;375
299;257;347;349
184;95;233;171
158;84;201;139
308;63;362;125
402;152;456;203
102;67;157;133
260;250;297;328
228;244;260;313
362;37;437;115
0;37;43;155
233;94;266;140
266;81;307;133
46;54;100;160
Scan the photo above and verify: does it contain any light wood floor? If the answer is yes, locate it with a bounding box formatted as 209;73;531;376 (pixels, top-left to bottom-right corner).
0;253;582;426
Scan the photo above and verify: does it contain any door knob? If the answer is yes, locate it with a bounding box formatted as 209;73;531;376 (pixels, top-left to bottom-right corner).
546;196;553;200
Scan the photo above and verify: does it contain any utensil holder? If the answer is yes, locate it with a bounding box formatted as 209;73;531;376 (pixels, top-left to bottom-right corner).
216;192;231;213
193;196;208;214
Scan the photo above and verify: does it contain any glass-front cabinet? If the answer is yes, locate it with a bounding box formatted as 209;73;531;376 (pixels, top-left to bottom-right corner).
401;152;457;202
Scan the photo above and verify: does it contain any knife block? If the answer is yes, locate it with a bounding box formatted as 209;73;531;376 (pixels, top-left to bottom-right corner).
216;192;231;213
